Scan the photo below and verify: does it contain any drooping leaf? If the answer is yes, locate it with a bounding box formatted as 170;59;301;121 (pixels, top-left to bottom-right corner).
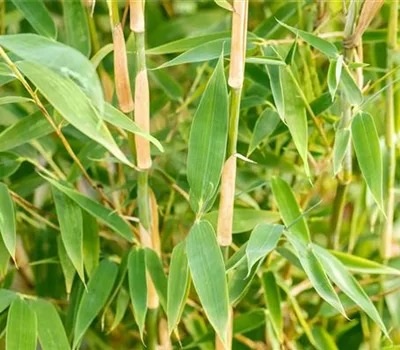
331;250;400;275
271;178;310;243
246;223;284;273
187;52;228;213
0;152;23;179
333;128;350;175
82;211;99;277
248;108;280;156
167;241;190;334
145;248;168;312
312;244;389;337
63;0;91;57
186;220;229;345
30;299;70;350
0;96;33;105
16;61;132;167
328;56;344;101
52;187;85;283
261;272;283;342
10;0;56;39
57;236;75;296
0;34;103;113
204;209;280;234
73;260;118;349
6;298;37;350
108;288;130;333
351;112;383;211
128;248;147;339
0;289;16;313
41;175;134;243
285;232;346;317
0;183;16;260
341;65;363;106
277;20;339;58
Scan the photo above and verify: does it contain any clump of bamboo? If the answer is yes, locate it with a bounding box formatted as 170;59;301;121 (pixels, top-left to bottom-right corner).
217;0;249;248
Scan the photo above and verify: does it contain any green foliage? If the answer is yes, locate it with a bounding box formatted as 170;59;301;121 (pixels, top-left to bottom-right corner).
0;1;399;349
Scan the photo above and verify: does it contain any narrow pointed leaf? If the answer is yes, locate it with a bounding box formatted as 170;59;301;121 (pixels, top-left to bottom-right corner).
17;61;132;167
187;52;229;213
109;288;130;333
312;244;389;338
271;178;310;243
145;248;168;312
0;152;22;179
128;248;147;339
41;175;134;242
0;96;33;105
11;0;56;39
246;57;286;65
73;260;118;349
333;128;350;175
0;183;16;260
277;20;338;58
285;232;346;317
186;220;229;345
167;241;190;334
0;289;16;313
261;272;283;342
351;112;383;211
6;298;37;350
31;299;70;350
82;211;99;277
214;0;234;11
63;0;91;57
341;65;363;106
246;223;284;273
57;236;75;296
52;187;85;283
0;34;103;113
328;56;343;101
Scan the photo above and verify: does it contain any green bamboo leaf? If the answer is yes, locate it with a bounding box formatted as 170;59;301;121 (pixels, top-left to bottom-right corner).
351;112;383;211
277;20;338;58
225;243;247;272
246;223;284;273
261;272;283;342
0;183;16;260
312;327;338;350
214;0;233;11
82;211;99;277
0;110;56;152
187;52;228;213
91;43;114;69
204;209;280;234
330;250;400;276
264;47;309;175
0;289;16;313
271;178;310;243
248;108;280;156
0;96;33;105
108;287;130;333
285;36;299;65
246;57;286;66
6;298;37;350
167;241;190;334
10;0;56;39
146;32;230;55
41;175;134;243
285;232;346;317
312;244;389;338
341;65;363;106
63;0;91;57
52;187;85;283
73;260;118;349
128;248;147;340
57;236;76;296
186;220;229;345
0;152;22;179
30;299;70;350
0;34;103;113
145;248;168;312
17;61;132;167
103;103;163;152
328;55;344;101
333;128;350;175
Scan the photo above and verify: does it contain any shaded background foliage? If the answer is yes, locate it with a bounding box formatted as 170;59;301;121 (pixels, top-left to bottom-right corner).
0;0;399;349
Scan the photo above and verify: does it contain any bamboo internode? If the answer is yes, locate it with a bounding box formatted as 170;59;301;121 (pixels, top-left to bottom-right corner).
130;0;145;33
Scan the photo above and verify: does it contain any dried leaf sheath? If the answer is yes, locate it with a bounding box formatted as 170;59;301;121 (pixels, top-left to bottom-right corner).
217;155;237;246
112;23;134;113
130;0;145;33
134;69;152;169
228;0;248;89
